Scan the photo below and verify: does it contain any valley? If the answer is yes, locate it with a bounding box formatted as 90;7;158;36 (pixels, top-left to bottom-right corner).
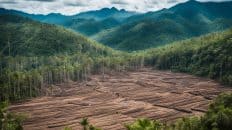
9;68;231;130
1;0;232;130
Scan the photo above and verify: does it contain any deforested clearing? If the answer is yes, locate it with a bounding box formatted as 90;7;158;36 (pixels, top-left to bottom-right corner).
10;68;232;130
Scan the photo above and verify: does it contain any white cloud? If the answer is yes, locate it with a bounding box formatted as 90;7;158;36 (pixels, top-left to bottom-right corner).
0;0;229;15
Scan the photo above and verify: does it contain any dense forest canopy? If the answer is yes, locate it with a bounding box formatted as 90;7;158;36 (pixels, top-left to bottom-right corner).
142;29;232;85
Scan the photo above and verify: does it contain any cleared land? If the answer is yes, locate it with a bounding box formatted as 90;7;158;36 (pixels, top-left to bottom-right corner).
9;68;231;130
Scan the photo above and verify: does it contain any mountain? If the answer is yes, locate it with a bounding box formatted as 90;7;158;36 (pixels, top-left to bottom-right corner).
73;7;136;21
66;17;120;36
0;8;71;25
1;0;232;51
64;7;136;36
94;0;232;51
0;7;136;36
0;14;113;56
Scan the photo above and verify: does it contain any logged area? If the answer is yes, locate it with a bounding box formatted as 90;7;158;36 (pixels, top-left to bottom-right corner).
9;68;231;130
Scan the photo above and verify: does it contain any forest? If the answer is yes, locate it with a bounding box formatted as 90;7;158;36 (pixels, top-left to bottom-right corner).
0;14;232;102
143;29;232;86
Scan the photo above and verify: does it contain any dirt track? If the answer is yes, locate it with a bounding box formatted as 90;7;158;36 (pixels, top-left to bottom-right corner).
9;68;231;130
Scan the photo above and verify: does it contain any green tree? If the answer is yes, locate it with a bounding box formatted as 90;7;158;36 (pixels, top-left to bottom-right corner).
80;118;89;130
0;101;25;130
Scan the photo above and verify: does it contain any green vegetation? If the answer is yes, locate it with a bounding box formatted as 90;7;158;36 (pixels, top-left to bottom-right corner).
93;19;189;51
125;119;164;130
94;0;232;51
80;118;89;130
63;118;101;130
143;29;232;86
0;101;25;130
0;14;133;102
67;18;120;36
80;118;101;130
0;14;115;56
2;1;232;51
0;14;232;103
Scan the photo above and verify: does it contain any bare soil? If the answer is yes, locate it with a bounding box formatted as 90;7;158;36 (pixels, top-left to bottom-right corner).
9;68;232;130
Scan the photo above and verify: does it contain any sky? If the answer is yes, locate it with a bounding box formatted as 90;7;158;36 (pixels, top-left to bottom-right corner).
0;0;230;15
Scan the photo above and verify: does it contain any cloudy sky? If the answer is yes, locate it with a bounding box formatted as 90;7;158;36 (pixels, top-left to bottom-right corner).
0;0;229;15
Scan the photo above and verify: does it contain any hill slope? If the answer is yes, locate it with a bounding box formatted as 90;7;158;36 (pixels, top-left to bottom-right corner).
0;14;122;101
0;14;114;56
94;0;232;51
143;28;232;86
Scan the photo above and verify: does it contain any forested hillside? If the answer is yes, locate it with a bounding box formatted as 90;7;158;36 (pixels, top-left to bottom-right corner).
63;7;136;36
66;17;121;36
0;14;114;56
143;29;232;86
0;14;130;101
94;0;232;51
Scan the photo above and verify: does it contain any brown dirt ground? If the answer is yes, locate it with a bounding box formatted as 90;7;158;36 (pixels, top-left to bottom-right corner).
9;68;232;130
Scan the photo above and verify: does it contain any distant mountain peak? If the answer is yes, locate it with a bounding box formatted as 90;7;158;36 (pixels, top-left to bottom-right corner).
100;7;119;12
186;0;200;4
47;13;63;16
111;7;118;11
120;9;126;12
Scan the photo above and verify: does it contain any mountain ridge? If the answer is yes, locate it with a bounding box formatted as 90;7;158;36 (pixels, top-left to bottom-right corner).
1;0;232;51
93;0;232;51
0;7;136;36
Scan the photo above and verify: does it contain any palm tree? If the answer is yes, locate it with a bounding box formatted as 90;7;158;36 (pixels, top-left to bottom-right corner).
80;118;89;130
